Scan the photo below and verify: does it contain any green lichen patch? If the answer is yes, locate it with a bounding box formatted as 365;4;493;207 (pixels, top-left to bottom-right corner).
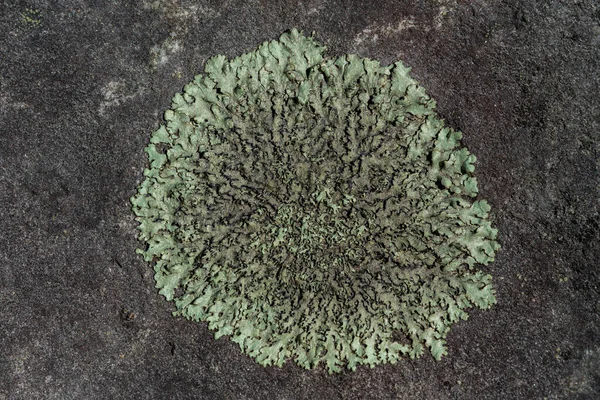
20;8;42;28
131;29;500;372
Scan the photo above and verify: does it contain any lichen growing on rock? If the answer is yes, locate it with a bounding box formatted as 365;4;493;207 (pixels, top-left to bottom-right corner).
131;29;500;372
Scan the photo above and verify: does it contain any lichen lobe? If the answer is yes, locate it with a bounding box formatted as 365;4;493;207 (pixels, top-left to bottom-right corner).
131;29;500;373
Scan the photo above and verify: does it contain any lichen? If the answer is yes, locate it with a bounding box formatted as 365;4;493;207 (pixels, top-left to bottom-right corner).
20;8;42;28
131;29;500;372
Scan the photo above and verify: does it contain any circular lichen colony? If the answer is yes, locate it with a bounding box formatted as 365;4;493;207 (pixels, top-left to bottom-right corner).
131;30;500;372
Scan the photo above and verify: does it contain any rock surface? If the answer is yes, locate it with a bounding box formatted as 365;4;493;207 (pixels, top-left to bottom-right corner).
0;1;598;399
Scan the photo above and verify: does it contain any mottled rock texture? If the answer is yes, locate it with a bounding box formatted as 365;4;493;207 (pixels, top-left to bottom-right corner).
0;0;598;399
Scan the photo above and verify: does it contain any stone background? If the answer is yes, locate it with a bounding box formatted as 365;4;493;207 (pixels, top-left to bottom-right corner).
1;0;598;399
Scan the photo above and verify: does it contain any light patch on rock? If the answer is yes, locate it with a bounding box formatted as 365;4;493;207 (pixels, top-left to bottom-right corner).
144;0;220;70
98;80;140;116
353;18;416;51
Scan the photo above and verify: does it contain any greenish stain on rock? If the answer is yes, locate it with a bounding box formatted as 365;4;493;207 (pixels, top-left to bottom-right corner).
131;29;500;372
20;8;42;28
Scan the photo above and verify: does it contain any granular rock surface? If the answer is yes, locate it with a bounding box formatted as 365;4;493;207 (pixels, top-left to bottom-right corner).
0;1;598;399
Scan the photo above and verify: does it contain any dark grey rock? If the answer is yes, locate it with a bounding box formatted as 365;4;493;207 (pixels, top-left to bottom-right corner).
0;0;598;399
